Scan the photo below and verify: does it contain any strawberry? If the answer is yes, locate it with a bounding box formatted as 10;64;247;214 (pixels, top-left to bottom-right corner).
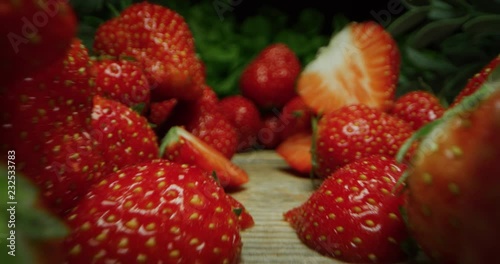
160;126;249;190
402;83;500;263
63;160;244;264
279;96;315;139
240;43;301;109
0;0;77;85
38;119;106;216
90;95;159;173
390;90;445;130
92;58;150;111
163;87;238;159
257;114;285;149
284;155;411;263
297;21;400;114
276;132;313;176
314;104;414;178
148;98;178;126
218;95;263;152
93;2;205;101
225;194;255;231
1;38;95;175
450;54;500;107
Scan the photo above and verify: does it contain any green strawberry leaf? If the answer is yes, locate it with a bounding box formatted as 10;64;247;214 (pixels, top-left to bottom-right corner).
387;6;431;37
408;15;469;49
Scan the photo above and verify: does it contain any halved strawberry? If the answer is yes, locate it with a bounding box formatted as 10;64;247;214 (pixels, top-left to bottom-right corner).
297;21;400;114
276;132;313;176
160;126;249;189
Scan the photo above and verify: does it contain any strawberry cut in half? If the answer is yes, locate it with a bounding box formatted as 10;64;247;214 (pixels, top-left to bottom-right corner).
297;21;400;114
160;126;249;189
276;132;313;176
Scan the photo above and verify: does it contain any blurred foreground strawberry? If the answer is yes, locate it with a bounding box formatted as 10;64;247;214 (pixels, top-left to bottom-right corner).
402;72;500;264
0;0;77;85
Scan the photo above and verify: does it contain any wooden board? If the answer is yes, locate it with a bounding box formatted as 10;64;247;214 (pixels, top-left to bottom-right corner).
230;150;427;264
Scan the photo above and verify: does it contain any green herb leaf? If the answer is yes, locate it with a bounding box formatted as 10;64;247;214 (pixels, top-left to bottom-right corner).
387;6;431;37
408;15;469;48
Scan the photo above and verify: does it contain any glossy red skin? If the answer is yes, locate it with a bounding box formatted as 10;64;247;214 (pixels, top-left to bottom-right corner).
405;89;500;264
315;104;414;178
64;160;243;264
240;43;301;109
1;39;95;183
91;95;159;173
391;91;445;130
225;194;255;230
92;59;151;111
451;54;500;107
39;122;106;216
218;95;263;152
93;2;204;101
284;155;410;263
279;96;314;139
148;98;178;125
0;0;77;85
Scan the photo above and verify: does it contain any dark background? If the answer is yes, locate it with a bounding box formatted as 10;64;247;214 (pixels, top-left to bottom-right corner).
232;0;401;22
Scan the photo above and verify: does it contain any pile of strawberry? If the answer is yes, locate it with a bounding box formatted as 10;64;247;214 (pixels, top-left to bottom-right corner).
2;1;500;264
271;19;500;264
1;1;259;263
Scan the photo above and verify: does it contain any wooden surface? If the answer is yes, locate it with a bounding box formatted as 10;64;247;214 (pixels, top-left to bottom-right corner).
230;150;426;264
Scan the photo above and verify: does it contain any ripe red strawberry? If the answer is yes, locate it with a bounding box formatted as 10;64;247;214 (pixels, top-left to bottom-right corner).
160;126;249;189
164;87;238;159
91;95;159;173
1;38;95;176
284;155;411;263
297;21;400;114
276;132;313;176
93;2;204;101
403;84;500;263
257;114;286;149
314;104;413;178
92;58;150;111
64;160;244;264
450;54;500;107
0;0;77;85
218;95;263;152
240;43;301;109
279;96;315;139
225;194;255;230
148;98;178;125
38;119;106;216
390;90;445;130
